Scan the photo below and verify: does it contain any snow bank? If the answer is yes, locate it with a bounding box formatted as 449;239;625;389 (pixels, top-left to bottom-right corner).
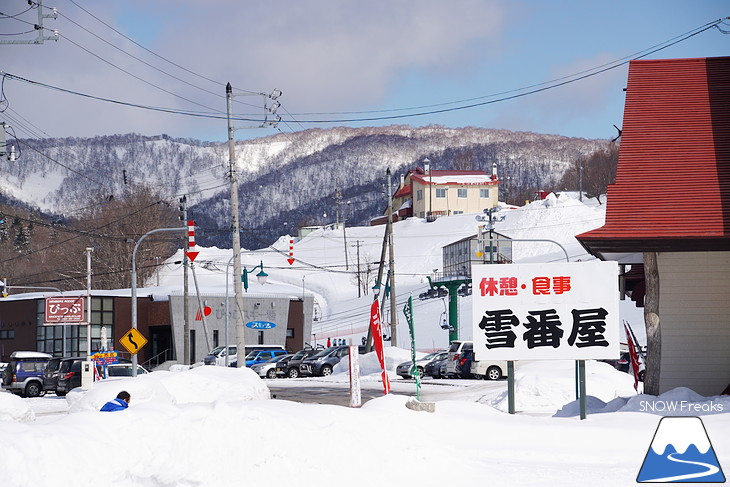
488;360;637;413
334;346;421;379
67;365;269;413
0;391;35;422
556;386;730;417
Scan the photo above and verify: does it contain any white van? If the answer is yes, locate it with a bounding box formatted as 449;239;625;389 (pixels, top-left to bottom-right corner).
203;344;286;366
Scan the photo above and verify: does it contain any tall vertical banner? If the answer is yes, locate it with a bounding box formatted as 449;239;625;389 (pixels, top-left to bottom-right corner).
472;261;619;361
369;300;391;394
403;295;420;400
624;322;641;391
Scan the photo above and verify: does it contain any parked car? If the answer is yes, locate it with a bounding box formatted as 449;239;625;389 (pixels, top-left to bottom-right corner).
203;344;286;366
55;357;89;396
446;340;473;378
396;351;447;379
424;356;448;379
99;363;149;378
230;349;289;368
43;356;64;393
470;357;509;380
299;346;352;377
1;351;52;397
252;354;293;379
244;349;289;367
277;348;322;378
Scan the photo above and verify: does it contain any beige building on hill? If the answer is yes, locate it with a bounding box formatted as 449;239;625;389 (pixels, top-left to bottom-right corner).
384;164;500;223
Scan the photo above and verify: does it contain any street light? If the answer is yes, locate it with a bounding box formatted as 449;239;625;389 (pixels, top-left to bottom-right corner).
131;227;186;376
242;261;268;292
423;158;432;221
223;257;268;366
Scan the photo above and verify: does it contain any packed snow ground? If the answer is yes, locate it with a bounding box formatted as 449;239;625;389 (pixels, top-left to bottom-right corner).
1;349;728;487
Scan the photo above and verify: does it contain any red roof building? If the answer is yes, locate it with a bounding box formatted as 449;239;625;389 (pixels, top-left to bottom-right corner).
577;56;730;395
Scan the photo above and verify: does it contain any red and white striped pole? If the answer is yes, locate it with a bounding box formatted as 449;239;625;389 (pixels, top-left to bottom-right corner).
186;220;199;262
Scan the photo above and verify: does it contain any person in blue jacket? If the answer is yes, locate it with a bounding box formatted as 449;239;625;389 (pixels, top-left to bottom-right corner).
100;391;131;412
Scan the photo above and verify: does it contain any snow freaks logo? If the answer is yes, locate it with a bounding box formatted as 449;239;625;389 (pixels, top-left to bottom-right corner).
637;416;725;483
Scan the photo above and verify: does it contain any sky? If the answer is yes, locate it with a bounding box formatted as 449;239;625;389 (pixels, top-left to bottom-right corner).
1;1;728;143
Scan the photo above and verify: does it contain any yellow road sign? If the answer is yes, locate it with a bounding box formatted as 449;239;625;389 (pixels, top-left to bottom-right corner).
119;327;148;355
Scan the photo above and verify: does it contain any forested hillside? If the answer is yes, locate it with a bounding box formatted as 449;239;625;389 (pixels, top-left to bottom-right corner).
0;125;612;290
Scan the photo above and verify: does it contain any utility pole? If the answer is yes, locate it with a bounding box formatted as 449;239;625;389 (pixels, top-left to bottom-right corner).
226;82;246;367
352;240;363;297
386;169;398;347
86;247;93;358
343;201;350;270
578;158;584;202
179;196;191;364
0;0;58;45
424;158;432;221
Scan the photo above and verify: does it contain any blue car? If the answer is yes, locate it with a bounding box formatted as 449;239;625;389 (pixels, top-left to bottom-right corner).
242;349;289;367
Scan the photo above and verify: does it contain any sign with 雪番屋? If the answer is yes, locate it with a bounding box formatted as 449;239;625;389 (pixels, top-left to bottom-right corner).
472;261;619;361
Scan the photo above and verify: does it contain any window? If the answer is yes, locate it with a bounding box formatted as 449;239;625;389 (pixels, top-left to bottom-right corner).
436;188;446;198
457;188;467;198
416;189;423;201
213;330;219;348
480;188;490;198
286;328;295;338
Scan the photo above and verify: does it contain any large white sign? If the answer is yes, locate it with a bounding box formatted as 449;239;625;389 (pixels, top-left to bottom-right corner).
472;261;619;360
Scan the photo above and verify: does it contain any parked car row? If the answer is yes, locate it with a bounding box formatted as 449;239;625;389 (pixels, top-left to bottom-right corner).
2;351;148;398
397;341;512;381
244;345;367;379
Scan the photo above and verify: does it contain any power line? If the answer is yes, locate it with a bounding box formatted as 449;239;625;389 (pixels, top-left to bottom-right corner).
5;18;723;126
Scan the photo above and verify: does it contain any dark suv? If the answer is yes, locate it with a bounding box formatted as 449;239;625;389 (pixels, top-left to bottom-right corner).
277;348;322;378
1;351;52;397
55;357;88;396
299;346;353;377
43;357;64;394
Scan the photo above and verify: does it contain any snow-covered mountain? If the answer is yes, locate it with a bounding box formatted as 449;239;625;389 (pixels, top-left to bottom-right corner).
2;125;610;250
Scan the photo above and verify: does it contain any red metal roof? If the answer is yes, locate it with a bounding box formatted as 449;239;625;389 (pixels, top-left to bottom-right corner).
578;56;730;253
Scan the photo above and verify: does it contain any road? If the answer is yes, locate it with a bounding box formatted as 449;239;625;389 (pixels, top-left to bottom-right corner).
266;377;502;406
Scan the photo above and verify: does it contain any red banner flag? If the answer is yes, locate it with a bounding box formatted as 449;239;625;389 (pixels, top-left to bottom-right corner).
624;322;641;391
369;300;391;394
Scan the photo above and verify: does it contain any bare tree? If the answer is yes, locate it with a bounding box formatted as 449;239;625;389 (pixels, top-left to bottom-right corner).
560;143;619;204
72;185;179;289
454;149;475;171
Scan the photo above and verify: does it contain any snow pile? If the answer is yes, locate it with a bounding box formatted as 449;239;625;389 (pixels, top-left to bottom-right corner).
334;346;421;378
488;360;637;413
556;386;730;417
0;391;35;422
66;365;269;413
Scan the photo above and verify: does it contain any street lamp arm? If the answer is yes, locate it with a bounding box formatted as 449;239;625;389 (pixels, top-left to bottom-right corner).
131;227;186;377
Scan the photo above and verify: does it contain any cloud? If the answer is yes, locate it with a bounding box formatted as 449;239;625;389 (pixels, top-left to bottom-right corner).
1;0;507;139
490;53;628;138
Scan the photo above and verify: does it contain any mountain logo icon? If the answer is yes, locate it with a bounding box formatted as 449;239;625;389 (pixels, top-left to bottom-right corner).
637;416;725;483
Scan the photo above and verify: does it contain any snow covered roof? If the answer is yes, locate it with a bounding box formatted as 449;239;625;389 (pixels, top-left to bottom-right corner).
409;168;498;186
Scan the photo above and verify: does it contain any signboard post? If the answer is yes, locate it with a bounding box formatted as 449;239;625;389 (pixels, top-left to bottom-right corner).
44;297;85;324
472;261;619;419
348;345;362;408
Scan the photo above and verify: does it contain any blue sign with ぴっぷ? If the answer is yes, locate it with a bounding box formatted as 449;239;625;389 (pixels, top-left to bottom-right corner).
245;320;277;330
